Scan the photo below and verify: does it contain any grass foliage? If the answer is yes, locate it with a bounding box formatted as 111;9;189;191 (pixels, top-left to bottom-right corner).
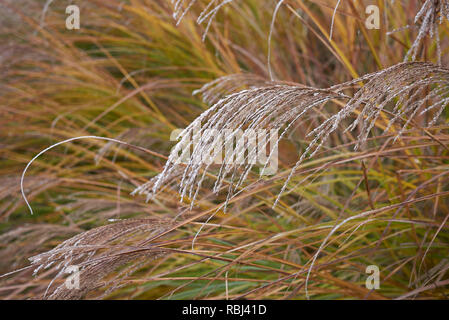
0;0;448;299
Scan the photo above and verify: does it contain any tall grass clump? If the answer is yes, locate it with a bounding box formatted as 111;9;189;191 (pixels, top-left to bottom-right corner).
0;0;448;299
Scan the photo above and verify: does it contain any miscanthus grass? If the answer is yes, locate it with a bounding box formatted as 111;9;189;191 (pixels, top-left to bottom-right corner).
0;0;448;299
138;62;449;212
